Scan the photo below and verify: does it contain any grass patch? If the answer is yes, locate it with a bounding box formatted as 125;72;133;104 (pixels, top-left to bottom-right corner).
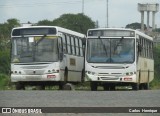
150;77;160;89
0;74;12;90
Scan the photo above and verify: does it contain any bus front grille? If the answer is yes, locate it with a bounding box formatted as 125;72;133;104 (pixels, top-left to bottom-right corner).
100;77;119;80
24;70;45;75
98;73;122;76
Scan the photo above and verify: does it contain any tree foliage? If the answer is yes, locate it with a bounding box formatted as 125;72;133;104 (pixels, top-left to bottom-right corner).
0;18;20;74
151;45;160;88
125;22;147;30
0;49;10;74
37;13;95;34
0;18;20;50
37;19;53;26
154;45;160;74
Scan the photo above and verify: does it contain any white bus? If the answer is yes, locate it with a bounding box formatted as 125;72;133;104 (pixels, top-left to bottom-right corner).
11;26;85;90
85;28;154;90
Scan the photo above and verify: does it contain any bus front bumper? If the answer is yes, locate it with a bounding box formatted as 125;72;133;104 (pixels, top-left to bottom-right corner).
11;73;60;82
85;73;137;83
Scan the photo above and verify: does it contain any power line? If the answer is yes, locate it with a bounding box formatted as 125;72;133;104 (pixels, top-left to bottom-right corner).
0;1;82;8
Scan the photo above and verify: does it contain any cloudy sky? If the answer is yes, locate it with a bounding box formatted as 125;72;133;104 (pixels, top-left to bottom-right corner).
0;0;160;28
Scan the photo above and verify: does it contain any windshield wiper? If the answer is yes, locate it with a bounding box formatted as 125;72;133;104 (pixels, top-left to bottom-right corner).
99;36;108;57
35;34;46;46
113;37;124;53
33;34;46;61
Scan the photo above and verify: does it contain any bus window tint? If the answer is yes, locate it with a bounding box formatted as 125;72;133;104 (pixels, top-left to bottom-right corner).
79;39;83;56
111;39;134;63
12;37;58;63
71;36;75;55
67;35;71;54
87;38;134;63
75;37;80;56
62;34;67;53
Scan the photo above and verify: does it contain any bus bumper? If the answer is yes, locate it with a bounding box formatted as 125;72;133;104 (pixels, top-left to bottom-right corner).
11;73;61;82
85;73;137;83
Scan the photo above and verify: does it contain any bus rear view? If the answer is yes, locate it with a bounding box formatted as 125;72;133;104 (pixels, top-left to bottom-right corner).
85;28;154;91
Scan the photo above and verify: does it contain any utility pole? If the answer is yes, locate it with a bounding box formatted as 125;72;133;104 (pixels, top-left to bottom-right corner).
106;0;109;28
82;0;84;14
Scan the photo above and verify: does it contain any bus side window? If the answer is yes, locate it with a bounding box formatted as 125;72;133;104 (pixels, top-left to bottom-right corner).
75;37;80;56
59;37;63;53
141;37;145;57
62;34;67;54
151;42;153;59
150;42;153;59
71;36;75;55
67;35;71;54
146;40;149;58
79;39;83;56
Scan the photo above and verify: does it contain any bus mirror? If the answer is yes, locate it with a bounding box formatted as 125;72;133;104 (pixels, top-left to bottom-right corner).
59;53;63;61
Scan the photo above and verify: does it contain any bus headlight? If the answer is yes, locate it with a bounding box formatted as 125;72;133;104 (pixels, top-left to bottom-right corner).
91;72;96;75
51;69;59;73
12;70;22;74
86;71;96;75
126;72;136;76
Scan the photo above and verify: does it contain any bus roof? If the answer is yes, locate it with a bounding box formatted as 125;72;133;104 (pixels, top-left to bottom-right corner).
11;26;85;38
87;28;153;41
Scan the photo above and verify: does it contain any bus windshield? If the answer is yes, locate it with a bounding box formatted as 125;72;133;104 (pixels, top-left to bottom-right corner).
87;38;135;63
11;36;58;63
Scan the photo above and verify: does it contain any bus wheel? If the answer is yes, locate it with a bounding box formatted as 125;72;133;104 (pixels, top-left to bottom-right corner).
15;82;25;90
132;83;139;91
63;83;75;90
90;82;97;91
143;83;149;90
60;69;69;90
139;84;143;90
64;68;68;83
81;69;85;82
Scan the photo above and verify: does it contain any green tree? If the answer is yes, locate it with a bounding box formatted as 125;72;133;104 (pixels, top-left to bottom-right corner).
126;22;147;30
37;19;53;26
151;45;160;88
37;13;95;34
0;18;20;74
0;18;20;50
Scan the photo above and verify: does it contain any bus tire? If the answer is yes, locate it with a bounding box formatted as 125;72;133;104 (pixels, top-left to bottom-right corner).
90;82;97;91
15;82;25;90
132;83;139;91
60;68;68;90
81;69;85;82
64;68;68;83
143;83;149;90
139;84;143;90
63;83;75;90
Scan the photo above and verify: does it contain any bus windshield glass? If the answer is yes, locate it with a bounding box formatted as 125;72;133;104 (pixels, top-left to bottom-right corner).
11;36;58;63
87;38;135;63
